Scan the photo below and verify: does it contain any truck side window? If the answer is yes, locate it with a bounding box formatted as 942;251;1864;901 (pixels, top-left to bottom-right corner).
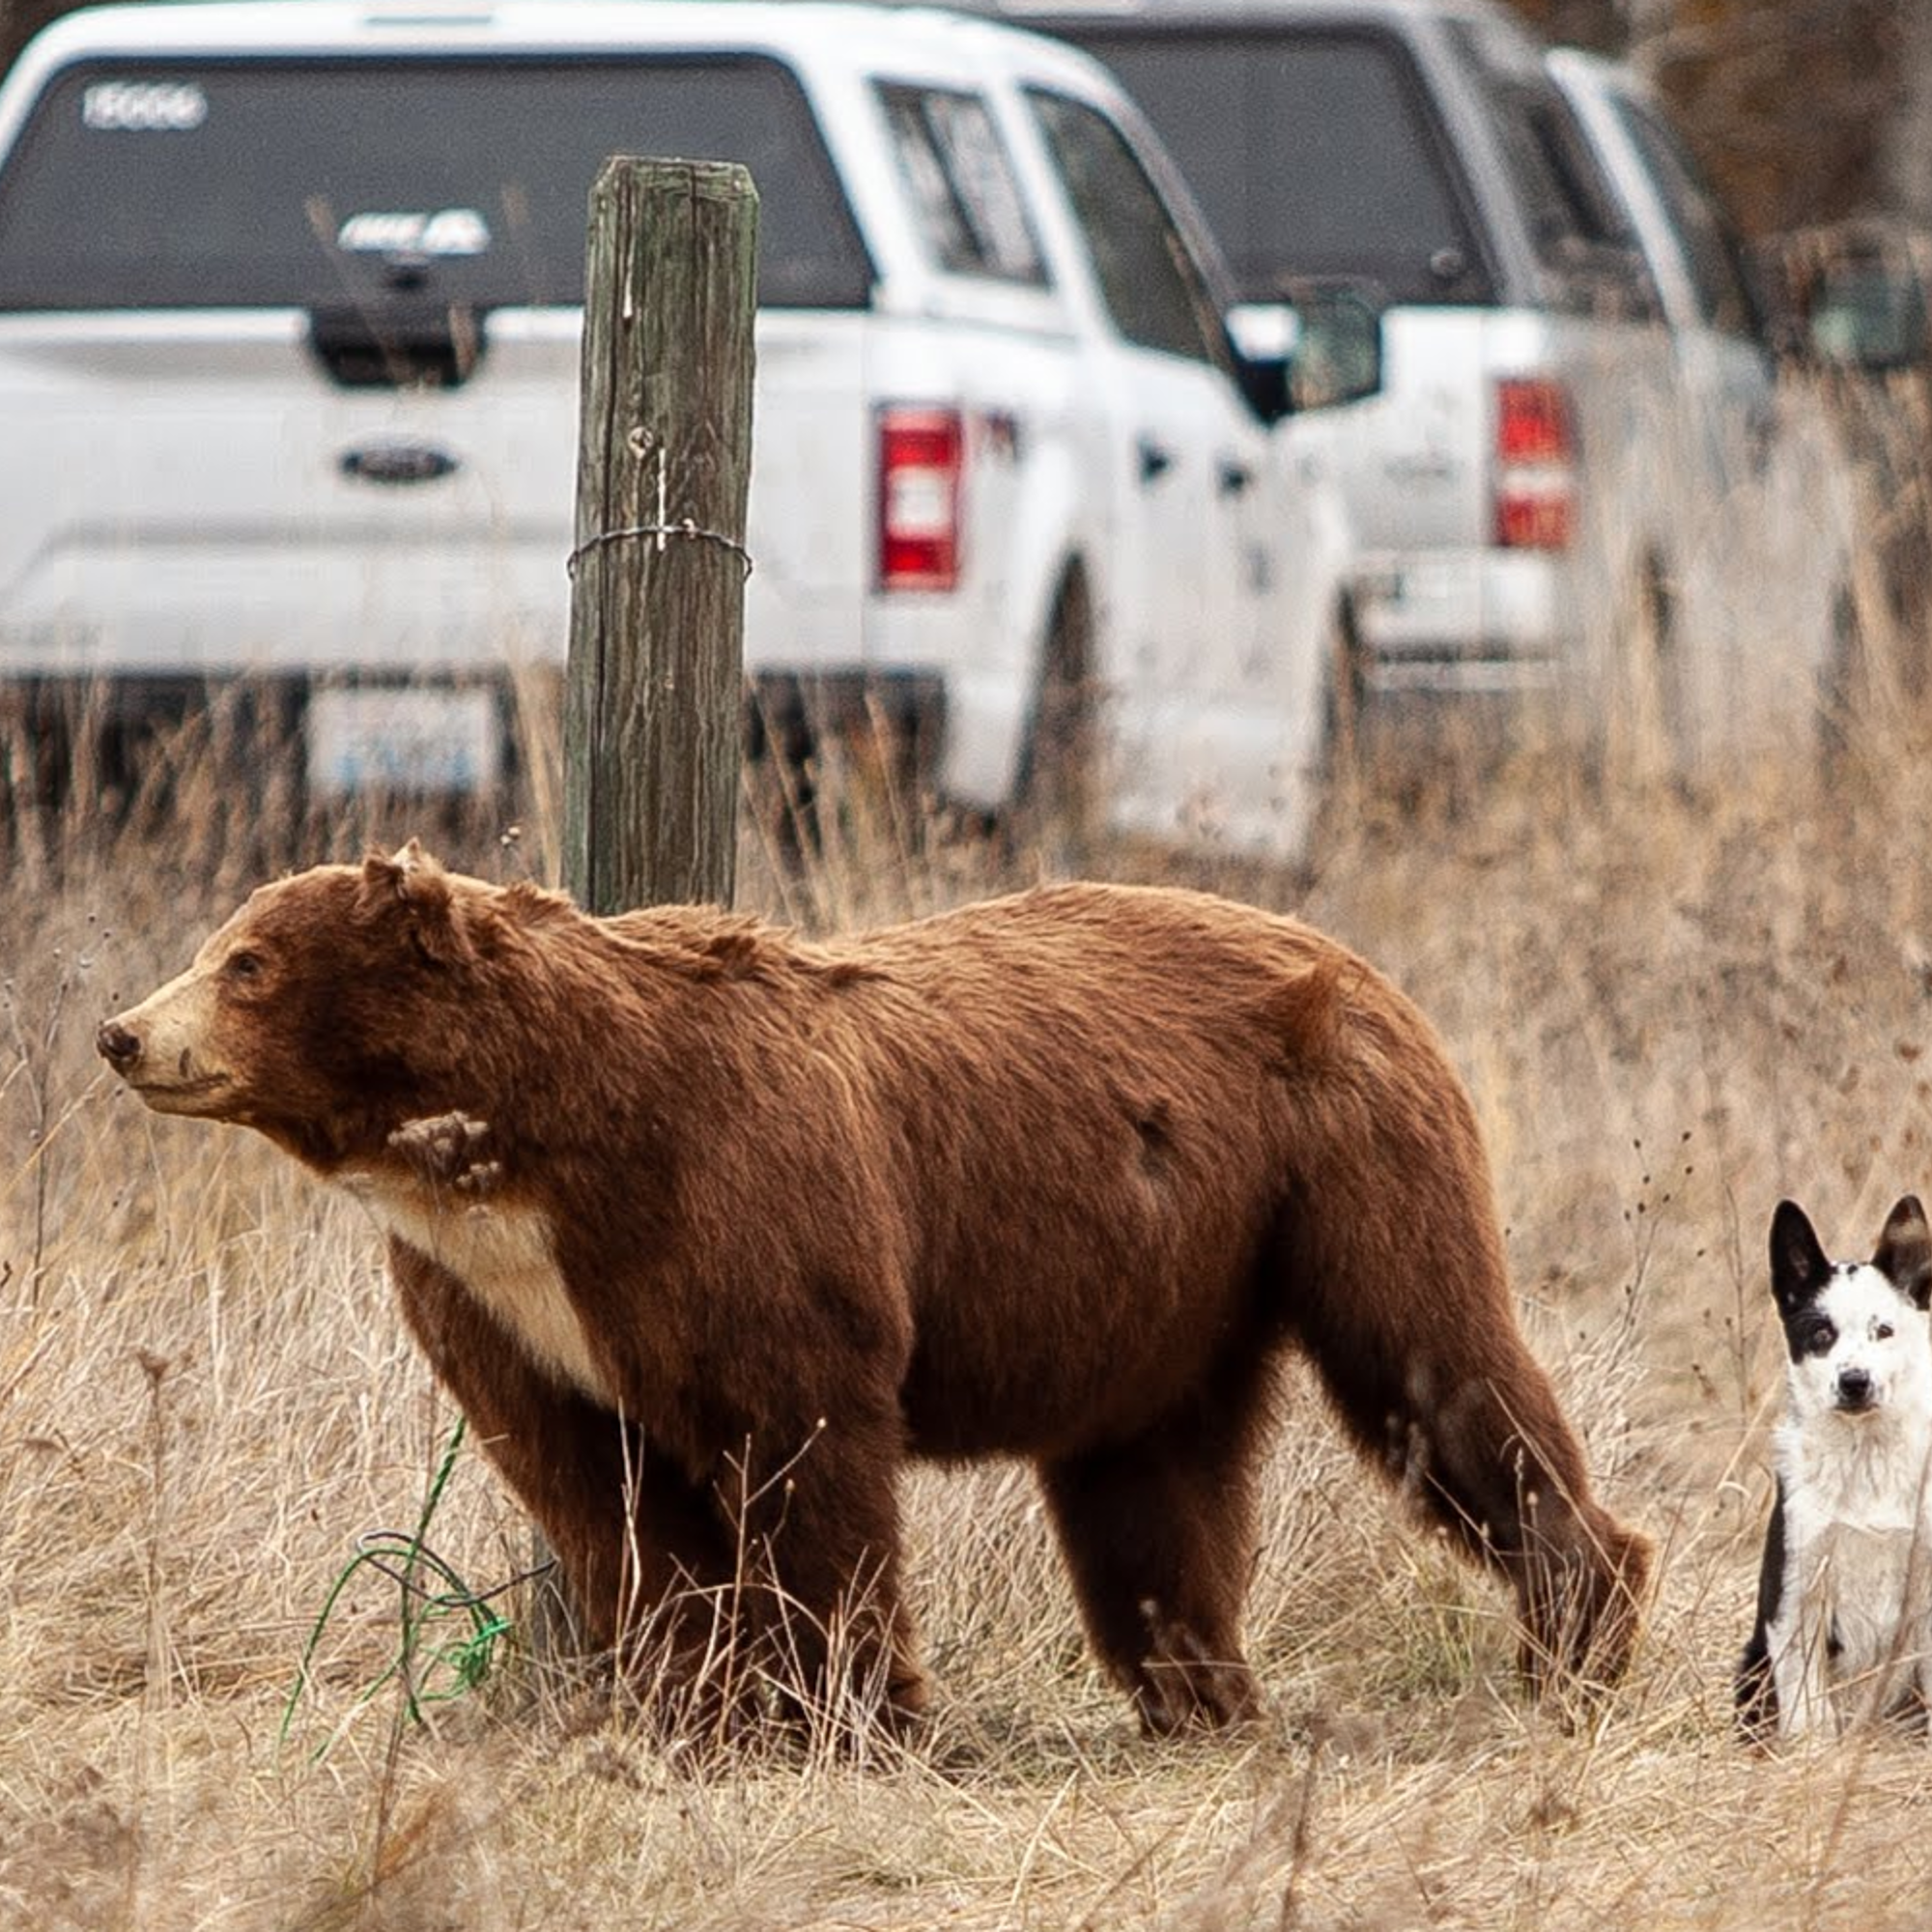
1026;88;1223;365
1467;62;1660;321
879;84;1047;287
1613;99;1763;342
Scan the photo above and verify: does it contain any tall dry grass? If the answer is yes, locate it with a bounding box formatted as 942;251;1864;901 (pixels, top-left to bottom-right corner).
6;619;1932;1927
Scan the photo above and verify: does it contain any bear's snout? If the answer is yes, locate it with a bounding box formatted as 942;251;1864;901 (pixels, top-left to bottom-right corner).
97;1018;143;1071
96;986;233;1116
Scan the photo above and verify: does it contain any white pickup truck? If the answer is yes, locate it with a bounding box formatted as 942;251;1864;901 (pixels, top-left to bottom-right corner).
0;0;1376;859
992;0;1860;773
1544;47;1860;767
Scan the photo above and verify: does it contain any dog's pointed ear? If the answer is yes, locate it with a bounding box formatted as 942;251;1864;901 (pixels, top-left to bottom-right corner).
1770;1200;1832;1315
357;838;473;966
1874;1195;1932;1310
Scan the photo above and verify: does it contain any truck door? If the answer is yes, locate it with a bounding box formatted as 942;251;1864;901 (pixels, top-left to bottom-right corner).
1024;87;1268;842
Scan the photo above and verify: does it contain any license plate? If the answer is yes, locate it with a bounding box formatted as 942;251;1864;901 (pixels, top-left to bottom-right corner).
305;686;501;796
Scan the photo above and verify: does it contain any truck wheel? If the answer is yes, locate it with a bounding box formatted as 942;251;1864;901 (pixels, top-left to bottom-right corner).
1322;602;1369;787
1305;602;1370;855
1816;579;1865;783
1609;553;1682;785
1009;570;1097;876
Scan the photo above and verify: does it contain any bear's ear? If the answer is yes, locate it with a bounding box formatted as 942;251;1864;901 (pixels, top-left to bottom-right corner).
358;838;473;967
1770;1200;1831;1317
1874;1195;1932;1310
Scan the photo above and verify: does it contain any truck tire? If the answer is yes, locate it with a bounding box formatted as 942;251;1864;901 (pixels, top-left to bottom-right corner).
1304;600;1370;855
1009;568;1097;876
1816;578;1865;781
1608;552;1683;786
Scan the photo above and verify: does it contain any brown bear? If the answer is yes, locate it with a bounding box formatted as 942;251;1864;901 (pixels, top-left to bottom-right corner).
98;842;1649;1736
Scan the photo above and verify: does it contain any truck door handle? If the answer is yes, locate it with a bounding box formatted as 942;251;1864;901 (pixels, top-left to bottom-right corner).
1217;457;1253;497
1137;436;1175;485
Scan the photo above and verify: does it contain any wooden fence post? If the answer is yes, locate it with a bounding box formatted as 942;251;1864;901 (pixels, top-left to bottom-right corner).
532;156;758;1663
564;156;759;914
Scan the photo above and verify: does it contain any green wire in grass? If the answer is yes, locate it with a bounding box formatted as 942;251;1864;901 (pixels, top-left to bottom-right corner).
280;1415;531;1753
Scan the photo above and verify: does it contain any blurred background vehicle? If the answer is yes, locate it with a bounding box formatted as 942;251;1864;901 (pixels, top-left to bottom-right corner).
984;0;1874;778
0;0;1375;863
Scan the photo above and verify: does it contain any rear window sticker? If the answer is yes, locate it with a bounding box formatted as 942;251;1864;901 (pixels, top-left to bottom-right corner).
81;79;210;132
336;208;493;257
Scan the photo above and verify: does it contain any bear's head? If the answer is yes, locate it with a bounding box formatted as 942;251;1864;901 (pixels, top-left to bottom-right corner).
98;838;492;1168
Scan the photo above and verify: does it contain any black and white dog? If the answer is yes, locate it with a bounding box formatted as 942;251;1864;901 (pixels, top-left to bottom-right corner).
1738;1196;1932;1740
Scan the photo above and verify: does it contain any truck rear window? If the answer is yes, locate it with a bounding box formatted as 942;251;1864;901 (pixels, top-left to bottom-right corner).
1052;27;1492;307
0;54;874;311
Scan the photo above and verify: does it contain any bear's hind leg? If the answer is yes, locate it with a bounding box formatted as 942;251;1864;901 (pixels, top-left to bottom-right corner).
1287;1263;1649;1691
1408;1362;1648;1692
1038;1376;1273;1735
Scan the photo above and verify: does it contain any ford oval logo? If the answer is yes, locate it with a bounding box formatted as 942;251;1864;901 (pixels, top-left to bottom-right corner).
339;440;460;486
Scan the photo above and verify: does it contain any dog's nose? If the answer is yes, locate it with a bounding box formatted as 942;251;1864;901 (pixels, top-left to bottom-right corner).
1837;1367;1875;1407
97;1019;142;1071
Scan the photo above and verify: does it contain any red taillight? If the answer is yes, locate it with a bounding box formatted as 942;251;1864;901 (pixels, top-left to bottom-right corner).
878;407;963;590
1492;377;1575;551
1495;377;1571;463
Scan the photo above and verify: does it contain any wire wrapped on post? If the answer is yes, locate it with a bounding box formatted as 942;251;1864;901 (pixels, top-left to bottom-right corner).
566;519;753;581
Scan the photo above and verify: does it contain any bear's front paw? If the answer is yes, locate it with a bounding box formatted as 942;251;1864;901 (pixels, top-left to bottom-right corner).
387;1111;497;1190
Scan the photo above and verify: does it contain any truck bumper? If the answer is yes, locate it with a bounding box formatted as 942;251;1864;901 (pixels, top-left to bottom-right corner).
1351;546;1580;693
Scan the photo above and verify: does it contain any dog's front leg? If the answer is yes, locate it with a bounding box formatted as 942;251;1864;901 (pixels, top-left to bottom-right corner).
1771;1605;1835;1740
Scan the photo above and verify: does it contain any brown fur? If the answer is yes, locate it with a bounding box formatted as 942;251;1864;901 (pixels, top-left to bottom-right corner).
99;842;1650;1735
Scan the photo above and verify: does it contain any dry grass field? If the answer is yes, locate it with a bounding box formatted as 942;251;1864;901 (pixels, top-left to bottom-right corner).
7;656;1932;1928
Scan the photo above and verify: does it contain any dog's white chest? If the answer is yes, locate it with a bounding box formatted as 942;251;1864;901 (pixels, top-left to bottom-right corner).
1776;1432;1932;1720
342;1175;610;1404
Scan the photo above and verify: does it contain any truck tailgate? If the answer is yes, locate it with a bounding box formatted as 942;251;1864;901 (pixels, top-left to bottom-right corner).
0;308;869;677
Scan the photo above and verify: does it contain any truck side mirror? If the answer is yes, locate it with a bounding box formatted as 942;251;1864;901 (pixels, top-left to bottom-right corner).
1766;224;1930;375
1229;289;1382;419
1804;258;1928;373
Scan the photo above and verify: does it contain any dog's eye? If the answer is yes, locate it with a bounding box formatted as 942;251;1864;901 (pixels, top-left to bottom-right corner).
1805;1322;1836;1354
1876;1322;1895;1342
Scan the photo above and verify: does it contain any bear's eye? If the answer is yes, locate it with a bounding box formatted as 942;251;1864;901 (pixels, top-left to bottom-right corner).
225;950;265;981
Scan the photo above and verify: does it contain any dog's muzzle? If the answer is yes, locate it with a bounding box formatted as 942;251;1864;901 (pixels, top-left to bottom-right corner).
1835;1367;1878;1411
